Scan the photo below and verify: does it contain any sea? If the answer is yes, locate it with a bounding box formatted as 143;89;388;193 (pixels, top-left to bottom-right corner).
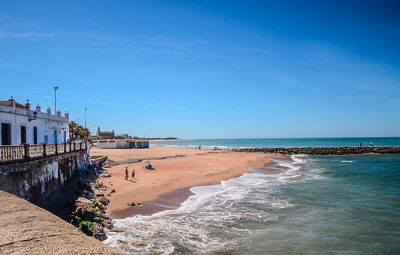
104;138;400;254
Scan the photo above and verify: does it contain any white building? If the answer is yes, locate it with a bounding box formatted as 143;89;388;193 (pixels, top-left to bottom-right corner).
0;97;69;145
95;139;149;149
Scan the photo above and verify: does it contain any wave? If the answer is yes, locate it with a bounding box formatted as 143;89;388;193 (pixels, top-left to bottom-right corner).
103;154;323;254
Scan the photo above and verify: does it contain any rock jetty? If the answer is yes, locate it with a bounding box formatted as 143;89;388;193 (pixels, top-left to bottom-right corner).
230;146;400;155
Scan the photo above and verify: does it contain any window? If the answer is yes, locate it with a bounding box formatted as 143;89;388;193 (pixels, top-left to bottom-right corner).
33;127;38;144
20;126;27;144
1;123;11;145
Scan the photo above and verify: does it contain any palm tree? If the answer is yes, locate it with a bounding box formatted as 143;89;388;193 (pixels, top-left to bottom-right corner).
69;122;90;141
69;121;78;140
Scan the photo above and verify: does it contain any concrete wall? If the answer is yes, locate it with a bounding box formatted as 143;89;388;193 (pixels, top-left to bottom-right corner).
116;140;131;149
97;140;117;149
0;150;90;204
0;101;69;145
96;139;149;149
136;141;149;148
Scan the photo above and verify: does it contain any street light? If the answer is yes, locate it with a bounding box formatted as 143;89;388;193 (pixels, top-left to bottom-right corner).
54;86;59;115
85;107;87;128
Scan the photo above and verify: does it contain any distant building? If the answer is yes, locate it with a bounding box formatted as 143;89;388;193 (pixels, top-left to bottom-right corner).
0;96;69;145
96;126;115;139
94;139;149;149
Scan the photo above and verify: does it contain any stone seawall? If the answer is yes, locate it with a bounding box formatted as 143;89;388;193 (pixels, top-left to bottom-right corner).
230;146;400;155
0;150;90;205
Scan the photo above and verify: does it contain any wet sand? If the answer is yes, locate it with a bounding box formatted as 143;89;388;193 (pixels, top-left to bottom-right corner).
91;147;272;219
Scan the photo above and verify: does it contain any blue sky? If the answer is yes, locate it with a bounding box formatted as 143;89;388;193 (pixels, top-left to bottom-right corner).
0;0;399;138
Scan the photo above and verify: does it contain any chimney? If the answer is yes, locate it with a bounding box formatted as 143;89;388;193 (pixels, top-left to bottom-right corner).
47;106;51;114
65;110;69;119
57;109;61;116
8;96;15;106
36;104;41;112
25;99;31;110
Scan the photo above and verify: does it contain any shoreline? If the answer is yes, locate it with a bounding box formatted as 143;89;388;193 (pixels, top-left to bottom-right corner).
114;158;281;218
109;172;252;219
91;147;273;220
109;186;194;218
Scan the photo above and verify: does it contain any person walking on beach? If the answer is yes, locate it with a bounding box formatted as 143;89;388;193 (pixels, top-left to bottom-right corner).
125;166;129;180
131;169;135;179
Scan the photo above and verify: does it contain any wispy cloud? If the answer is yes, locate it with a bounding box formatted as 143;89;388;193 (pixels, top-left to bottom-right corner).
0;12;16;24
92;94;193;112
195;39;209;45
0;31;54;39
388;97;400;104
235;47;272;55
61;32;224;59
14;92;49;100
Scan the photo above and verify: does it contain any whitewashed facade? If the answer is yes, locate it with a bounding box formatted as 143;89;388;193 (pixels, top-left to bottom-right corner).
95;139;149;149
0;97;69;145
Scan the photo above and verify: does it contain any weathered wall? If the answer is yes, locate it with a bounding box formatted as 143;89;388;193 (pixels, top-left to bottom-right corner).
0;150;90;204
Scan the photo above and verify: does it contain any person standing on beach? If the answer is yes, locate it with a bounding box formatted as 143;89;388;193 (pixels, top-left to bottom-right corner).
125;167;129;180
131;169;135;179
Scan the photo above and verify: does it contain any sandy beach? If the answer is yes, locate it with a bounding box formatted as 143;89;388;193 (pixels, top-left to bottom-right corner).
90;146;272;219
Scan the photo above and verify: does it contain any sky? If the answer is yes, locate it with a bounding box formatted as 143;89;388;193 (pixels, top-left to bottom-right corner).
0;0;399;139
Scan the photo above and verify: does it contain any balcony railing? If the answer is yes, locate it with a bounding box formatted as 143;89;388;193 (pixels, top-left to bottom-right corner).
0;142;87;164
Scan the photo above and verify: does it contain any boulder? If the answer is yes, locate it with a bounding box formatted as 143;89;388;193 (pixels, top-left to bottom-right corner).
132;240;148;247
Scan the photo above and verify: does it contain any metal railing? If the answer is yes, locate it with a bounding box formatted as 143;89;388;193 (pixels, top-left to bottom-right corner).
0;142;87;164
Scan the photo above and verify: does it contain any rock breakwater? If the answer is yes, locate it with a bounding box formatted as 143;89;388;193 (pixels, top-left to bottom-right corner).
46;165;113;241
230;146;400;155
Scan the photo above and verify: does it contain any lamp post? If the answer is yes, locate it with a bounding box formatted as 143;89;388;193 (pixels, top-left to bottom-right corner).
85;107;87;128
54;86;59;114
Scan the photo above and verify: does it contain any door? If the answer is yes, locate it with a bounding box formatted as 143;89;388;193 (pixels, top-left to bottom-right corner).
20;126;26;144
33;126;38;144
54;130;57;143
63;131;66;143
1;123;11;145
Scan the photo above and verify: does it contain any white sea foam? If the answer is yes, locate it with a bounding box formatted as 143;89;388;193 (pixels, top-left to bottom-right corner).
104;155;317;254
291;154;308;164
340;160;354;163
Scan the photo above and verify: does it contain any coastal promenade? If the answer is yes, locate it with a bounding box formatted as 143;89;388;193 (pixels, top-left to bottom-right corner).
0;190;117;254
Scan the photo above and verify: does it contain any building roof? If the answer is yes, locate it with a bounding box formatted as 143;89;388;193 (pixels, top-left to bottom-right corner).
98;132;114;135
0;100;26;109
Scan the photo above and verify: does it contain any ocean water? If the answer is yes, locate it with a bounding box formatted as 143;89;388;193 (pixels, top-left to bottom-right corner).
152;137;400;148
104;152;400;254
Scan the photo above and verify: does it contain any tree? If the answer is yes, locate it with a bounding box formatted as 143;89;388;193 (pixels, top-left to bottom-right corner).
69;121;91;142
